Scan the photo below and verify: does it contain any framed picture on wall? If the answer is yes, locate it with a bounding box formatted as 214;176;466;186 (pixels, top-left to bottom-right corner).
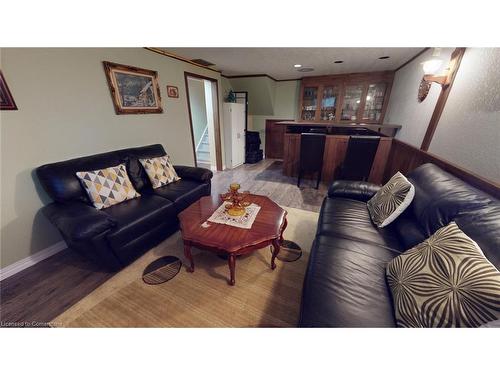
0;70;18;110
167;85;179;98
103;61;163;114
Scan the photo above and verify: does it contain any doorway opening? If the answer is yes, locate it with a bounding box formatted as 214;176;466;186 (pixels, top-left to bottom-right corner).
184;72;222;171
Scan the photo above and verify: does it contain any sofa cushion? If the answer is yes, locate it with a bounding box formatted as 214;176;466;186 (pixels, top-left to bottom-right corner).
139;155;180;188
328;180;380;202
317;197;403;251
152;179;211;212
393;210;428;250
36;144;167;203
455;202;500;271
104;194;177;250
407;163;493;236
300;234;399;327
41;201;117;241
174;165;213;183
76;164;140;209
367;171;415;228
37;150;123;203
386;222;500;327
121;144;167;191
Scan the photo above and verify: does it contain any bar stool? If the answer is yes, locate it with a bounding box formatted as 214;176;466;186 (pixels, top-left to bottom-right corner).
297;133;326;189
338;136;380;181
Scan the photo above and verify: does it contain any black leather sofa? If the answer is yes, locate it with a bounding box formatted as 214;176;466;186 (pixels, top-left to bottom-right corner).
36;144;213;270
299;163;500;327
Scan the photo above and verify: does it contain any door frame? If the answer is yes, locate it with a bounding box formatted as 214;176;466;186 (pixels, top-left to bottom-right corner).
184;71;223;171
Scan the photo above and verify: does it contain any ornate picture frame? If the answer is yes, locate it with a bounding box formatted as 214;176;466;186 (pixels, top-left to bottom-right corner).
0;70;18;110
103;61;163;114
167;85;179;98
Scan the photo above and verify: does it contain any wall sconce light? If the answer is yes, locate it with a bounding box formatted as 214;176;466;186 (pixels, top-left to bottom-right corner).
418;48;450;102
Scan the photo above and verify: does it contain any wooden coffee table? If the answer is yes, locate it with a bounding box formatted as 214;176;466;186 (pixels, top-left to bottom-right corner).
178;194;287;285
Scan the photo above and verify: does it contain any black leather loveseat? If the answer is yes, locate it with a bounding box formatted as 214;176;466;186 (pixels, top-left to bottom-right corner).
36;144;212;270
299;163;500;327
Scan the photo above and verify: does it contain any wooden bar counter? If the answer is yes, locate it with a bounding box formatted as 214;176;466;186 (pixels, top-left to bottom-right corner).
280;122;397;185
276;120;402;136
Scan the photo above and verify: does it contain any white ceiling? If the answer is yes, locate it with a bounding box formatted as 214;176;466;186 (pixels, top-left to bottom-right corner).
163;48;425;80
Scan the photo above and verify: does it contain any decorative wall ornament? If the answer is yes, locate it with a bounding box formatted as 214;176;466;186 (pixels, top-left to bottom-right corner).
417;78;432;102
0;70;18;110
166;85;179;98
103;61;162;114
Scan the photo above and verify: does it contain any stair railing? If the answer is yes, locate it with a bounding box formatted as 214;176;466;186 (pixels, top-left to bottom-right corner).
195;125;209;152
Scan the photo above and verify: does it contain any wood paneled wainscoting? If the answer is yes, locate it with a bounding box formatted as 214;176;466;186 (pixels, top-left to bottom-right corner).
384;139;500;199
282;134;392;185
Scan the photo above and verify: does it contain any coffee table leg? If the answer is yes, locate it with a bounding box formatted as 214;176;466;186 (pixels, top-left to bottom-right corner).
280;217;288;243
228;254;236;286
271;239;280;270
184;242;194;272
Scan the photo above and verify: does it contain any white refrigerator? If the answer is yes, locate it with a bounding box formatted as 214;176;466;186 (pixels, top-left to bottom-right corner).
223;102;246;169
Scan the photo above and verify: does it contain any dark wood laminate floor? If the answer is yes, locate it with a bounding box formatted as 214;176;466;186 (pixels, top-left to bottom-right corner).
0;159;326;326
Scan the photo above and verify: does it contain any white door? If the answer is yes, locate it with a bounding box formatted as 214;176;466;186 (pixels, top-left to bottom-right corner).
231;103;246;167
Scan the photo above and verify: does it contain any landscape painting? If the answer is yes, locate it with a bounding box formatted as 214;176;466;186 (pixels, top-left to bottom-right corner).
103;61;163;114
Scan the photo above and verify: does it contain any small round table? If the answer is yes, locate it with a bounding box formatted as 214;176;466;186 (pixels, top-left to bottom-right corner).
178;194;287;286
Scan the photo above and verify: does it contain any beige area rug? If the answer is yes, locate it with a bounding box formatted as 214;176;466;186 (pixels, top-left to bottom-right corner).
51;206;319;328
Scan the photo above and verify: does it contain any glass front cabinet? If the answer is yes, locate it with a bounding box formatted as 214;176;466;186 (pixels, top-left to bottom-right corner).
298;72;394;123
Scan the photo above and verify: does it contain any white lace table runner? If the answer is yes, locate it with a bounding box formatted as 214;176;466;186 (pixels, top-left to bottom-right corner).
207;203;261;229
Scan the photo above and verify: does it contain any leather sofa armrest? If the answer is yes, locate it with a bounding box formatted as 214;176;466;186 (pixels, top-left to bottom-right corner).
174;165;213;183
42;202;117;241
328;180;381;202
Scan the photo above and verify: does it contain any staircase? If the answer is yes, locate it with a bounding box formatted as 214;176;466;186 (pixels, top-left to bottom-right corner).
196;129;211;168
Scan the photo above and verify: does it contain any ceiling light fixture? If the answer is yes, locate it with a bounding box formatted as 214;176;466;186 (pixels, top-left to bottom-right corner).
334;60;343;64
297;67;314;72
378;56;390;60
294;64;302;68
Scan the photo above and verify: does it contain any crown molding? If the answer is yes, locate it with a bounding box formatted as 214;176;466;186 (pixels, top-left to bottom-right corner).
144;47;222;73
222;73;300;82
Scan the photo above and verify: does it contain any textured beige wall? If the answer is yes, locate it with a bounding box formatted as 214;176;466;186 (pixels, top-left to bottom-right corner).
0;48;224;268
384;48;454;147
429;48;500;183
384;47;500;182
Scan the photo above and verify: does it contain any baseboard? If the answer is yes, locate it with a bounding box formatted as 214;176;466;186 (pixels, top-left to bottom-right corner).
0;241;67;281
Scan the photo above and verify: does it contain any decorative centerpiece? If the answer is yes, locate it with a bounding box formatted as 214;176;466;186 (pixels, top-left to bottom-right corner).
220;183;250;216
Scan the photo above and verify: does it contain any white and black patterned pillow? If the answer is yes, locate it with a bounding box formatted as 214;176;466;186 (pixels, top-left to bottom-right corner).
139;155;180;189
386;222;500;327
76;164;140;209
367;171;414;228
